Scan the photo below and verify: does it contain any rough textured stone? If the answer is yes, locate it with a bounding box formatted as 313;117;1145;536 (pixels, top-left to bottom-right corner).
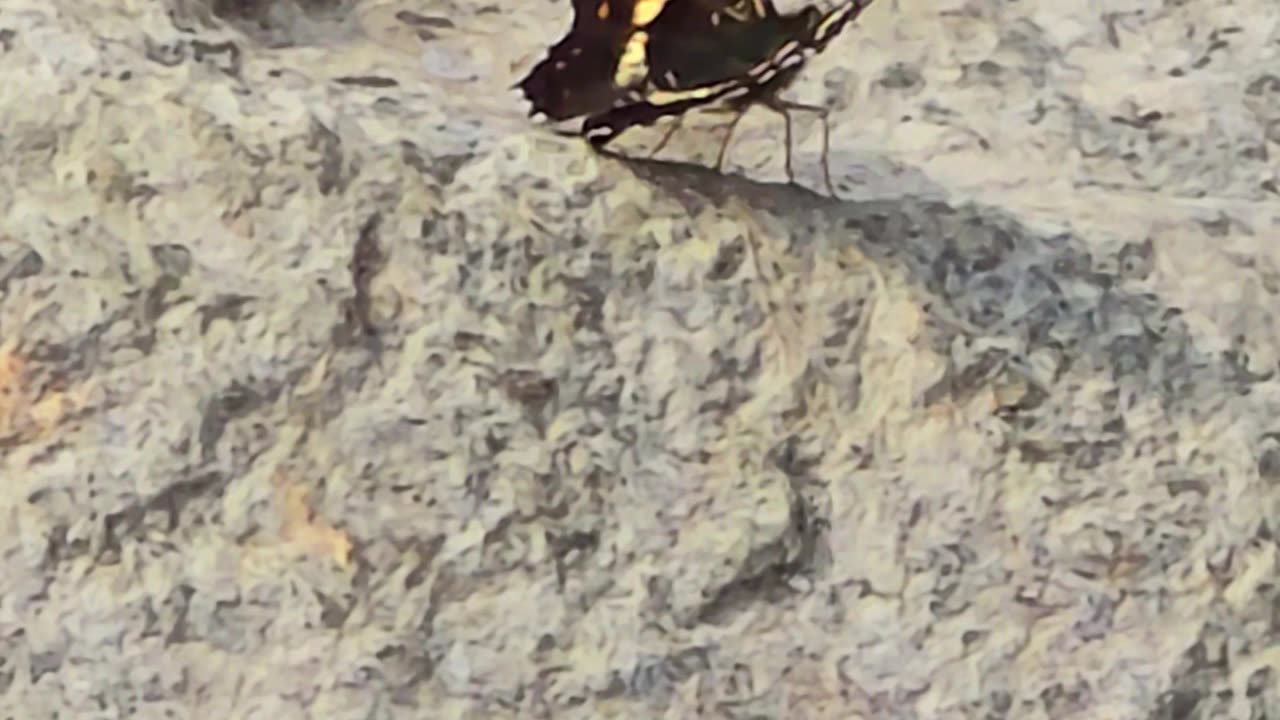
2;0;1279;717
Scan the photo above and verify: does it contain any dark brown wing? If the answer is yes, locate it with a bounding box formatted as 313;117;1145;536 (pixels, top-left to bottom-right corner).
643;0;804;89
582;0;874;146
516;0;657;121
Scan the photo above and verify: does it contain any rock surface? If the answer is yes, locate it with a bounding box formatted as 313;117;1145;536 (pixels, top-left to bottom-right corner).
2;0;1279;717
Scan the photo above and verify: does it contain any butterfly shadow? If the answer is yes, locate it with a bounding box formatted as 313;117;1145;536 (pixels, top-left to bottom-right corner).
594;154;1276;703
590;142;944;210
595;140;1261;439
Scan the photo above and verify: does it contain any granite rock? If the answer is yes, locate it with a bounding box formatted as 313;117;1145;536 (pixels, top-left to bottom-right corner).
1;0;1279;717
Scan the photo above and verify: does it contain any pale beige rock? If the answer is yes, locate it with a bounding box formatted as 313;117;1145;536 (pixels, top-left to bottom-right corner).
2;0;1279;717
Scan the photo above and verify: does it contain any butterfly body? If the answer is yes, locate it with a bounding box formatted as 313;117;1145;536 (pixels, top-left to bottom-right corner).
517;0;876;189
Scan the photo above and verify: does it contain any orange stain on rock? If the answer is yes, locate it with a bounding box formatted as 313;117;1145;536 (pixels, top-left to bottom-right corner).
0;340;78;445
274;472;354;570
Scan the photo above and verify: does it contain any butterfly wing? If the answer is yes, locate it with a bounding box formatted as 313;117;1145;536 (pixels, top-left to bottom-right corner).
517;0;642;121
518;0;696;121
582;0;874;146
643;0;795;89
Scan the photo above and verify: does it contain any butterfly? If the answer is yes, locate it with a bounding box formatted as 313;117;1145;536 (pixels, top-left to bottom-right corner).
516;0;876;194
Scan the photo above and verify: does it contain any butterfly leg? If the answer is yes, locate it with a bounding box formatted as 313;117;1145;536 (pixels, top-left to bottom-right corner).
648;116;684;159
759;100;795;184
715;107;750;172
768;99;836;196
